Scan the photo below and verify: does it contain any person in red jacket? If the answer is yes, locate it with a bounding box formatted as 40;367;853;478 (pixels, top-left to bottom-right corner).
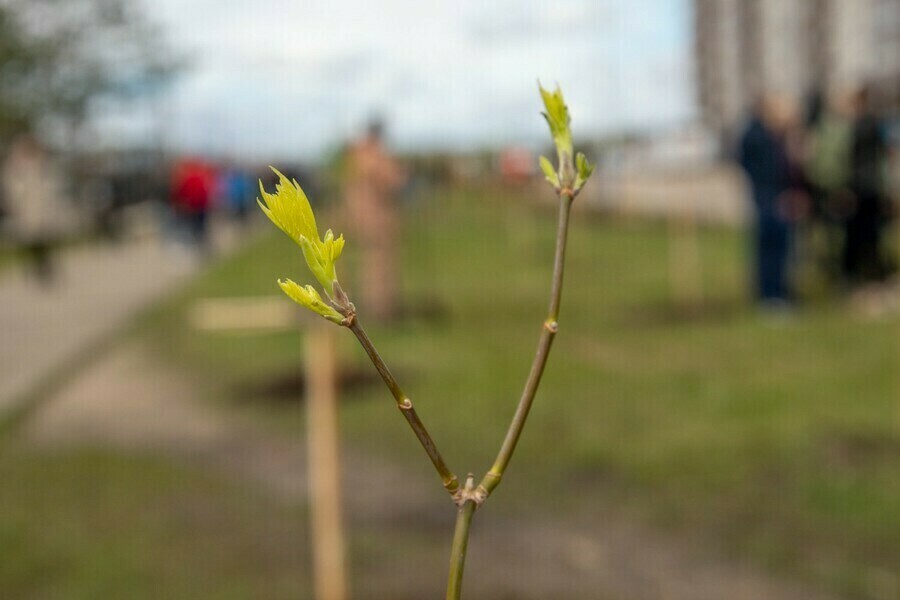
170;158;215;253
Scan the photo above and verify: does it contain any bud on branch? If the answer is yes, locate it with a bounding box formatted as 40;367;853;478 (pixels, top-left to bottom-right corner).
257;167;348;323
538;83;595;195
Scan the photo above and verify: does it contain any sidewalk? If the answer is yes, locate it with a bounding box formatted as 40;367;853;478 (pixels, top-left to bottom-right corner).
0;235;208;419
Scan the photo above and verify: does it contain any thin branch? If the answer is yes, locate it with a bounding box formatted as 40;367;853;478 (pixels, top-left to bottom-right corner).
445;476;477;600
479;190;574;497
348;319;460;496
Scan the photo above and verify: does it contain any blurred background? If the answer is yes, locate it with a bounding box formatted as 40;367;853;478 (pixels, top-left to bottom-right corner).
0;0;898;598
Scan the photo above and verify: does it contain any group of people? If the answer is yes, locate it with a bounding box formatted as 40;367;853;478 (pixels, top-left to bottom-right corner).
167;158;256;254
738;87;895;307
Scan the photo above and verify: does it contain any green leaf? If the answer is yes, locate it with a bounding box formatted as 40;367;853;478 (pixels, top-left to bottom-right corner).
538;83;573;159
299;235;332;290
278;278;344;324
574;152;595;192
322;229;345;267
257;168;318;246
539;155;560;189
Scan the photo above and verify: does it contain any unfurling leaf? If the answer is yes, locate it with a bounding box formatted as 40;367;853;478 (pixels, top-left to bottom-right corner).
538;84;573;159
278;278;345;324
257;168;318;247
258;167;345;289
539;155;560;189
574;152;595;192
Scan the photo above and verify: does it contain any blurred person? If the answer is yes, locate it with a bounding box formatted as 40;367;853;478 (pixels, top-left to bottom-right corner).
0;134;67;283
170;157;215;255
803;89;856;283
738;95;803;307
499;146;535;184
343;119;407;321
220;163;255;226
845;86;893;284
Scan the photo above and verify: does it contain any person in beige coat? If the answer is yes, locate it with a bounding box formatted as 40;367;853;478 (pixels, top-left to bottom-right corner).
1;134;68;282
343;121;407;320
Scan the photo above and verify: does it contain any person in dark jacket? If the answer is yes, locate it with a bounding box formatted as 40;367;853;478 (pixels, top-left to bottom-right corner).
738;96;797;305
845;86;891;284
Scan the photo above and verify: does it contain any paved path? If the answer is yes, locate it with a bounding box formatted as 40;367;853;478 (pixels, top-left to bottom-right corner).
0;234;226;419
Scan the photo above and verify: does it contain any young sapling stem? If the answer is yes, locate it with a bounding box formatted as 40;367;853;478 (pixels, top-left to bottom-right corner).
479;188;574;498
446;475;477;600
348;319;460;496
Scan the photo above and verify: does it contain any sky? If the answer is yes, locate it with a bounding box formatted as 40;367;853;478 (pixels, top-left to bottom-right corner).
99;0;695;161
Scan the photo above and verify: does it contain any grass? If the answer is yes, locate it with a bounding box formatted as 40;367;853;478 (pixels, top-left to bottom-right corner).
136;184;900;598
0;447;313;599
0;246;19;273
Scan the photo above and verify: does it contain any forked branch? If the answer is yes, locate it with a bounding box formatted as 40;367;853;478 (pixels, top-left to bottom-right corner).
256;82;593;600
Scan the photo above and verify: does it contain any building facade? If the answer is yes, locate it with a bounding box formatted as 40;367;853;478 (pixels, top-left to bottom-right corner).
694;0;900;134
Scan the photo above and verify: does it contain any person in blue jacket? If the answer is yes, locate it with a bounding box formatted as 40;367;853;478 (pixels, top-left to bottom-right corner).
738;96;798;305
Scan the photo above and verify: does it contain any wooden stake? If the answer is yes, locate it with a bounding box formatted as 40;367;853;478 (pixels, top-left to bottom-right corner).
306;324;348;600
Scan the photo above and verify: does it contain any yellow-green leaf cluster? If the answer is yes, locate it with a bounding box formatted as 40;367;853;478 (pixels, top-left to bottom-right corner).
258;167;347;324
278;279;344;324
258;167;345;290
538;83;594;194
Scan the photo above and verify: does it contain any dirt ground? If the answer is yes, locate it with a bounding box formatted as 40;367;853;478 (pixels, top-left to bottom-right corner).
18;343;844;600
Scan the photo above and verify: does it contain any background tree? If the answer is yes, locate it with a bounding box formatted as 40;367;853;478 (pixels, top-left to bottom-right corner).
0;0;177;146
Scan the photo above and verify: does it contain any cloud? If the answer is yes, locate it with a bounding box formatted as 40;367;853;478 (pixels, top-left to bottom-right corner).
115;0;693;160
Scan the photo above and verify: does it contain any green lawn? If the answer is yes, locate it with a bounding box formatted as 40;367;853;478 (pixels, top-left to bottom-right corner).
0;448;312;599
138;185;899;597
0;245;24;274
